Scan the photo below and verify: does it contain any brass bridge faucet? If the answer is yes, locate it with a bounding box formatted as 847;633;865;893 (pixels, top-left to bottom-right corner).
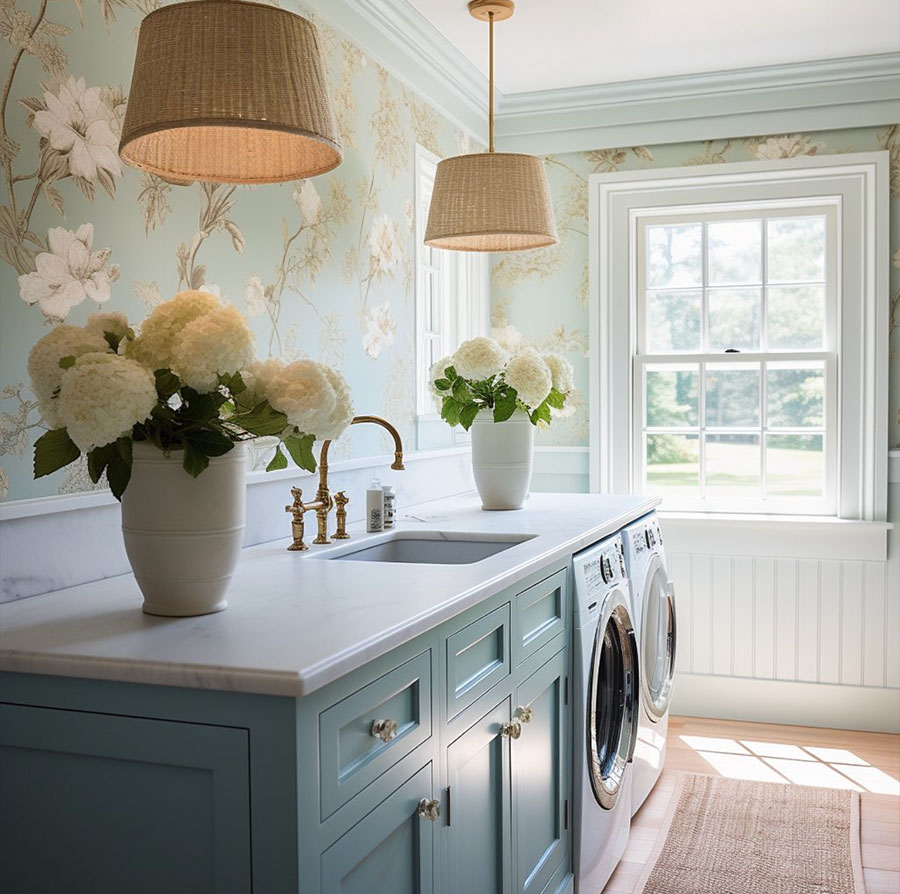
285;415;404;550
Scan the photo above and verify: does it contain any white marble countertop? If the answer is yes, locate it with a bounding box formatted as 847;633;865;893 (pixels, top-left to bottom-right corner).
0;492;658;697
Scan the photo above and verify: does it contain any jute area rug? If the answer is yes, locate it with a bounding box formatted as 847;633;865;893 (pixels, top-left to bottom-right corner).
635;773;865;894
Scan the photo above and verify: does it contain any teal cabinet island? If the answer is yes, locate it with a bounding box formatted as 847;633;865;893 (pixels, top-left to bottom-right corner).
0;493;658;894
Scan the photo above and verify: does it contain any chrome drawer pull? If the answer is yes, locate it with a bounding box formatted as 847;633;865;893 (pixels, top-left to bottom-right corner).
417;798;440;821
371;718;398;742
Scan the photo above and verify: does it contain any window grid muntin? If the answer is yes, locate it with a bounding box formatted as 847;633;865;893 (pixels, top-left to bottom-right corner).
635;203;837;513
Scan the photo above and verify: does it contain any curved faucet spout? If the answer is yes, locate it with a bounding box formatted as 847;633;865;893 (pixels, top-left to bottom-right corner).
318;414;405;498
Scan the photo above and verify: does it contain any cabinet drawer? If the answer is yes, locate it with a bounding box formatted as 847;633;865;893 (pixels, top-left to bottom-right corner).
320;650;432;819
514;569;567;666
446;603;511;720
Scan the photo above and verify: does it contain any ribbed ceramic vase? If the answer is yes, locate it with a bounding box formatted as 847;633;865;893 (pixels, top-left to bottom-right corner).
121;442;247;616
471;409;534;510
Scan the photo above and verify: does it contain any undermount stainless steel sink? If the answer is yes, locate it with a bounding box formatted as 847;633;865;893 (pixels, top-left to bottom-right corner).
318;531;536;565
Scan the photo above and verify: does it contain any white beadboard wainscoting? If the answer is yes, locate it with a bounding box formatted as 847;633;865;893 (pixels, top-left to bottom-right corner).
664;451;900;733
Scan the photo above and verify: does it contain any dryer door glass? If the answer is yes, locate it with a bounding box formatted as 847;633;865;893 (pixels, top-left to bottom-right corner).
588;603;638;810
642;566;676;720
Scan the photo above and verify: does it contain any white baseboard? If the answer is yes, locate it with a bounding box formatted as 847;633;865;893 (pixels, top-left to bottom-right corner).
671;672;900;733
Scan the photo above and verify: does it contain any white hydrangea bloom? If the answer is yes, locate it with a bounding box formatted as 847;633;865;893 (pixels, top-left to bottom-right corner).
242;275;267;317
318;365;355;441
266;359;337;438
240;357;284;409
57;353;156;451
504;349;552;410
542;352;575;395
127;290;221;371
171;304;256;393
19;224;119;321
27;324;109;427
85;310;130;343
429;355;453;390
451;336;508;382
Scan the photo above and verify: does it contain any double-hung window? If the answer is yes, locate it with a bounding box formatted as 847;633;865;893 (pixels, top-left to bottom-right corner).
635;207;838;513
415;144;488;445
590;154;889;521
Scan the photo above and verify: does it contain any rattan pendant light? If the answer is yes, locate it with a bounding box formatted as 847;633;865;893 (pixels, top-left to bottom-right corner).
424;0;556;252
119;0;341;184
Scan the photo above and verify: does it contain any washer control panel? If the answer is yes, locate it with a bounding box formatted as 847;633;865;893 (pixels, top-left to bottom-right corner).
579;536;626;598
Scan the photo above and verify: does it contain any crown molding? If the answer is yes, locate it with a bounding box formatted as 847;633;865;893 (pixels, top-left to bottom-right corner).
494;53;900;154
302;0;899;156
303;0;489;141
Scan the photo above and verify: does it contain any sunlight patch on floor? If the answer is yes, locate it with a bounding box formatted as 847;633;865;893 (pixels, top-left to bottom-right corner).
679;733;900;794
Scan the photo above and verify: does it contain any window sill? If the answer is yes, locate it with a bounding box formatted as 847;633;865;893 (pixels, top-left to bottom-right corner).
658;511;890;562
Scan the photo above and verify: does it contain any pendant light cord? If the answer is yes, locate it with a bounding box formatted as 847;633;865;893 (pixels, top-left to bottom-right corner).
488;10;494;152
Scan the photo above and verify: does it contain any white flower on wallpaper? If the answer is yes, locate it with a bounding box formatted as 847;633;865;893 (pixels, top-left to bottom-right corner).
490;324;524;353
198;282;222;299
294;179;322;227
362;301;396;360
242;274;268;318
367;213;403;281
18;223;118;321
403;197;415;233
133;280;163;308
31;76;122;183
0;466;8;501
747;134;818;159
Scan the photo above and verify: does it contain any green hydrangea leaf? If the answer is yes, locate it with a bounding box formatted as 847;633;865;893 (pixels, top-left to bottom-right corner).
182;442;209;478
459;402;480;430
493;391;518;423
58;355;75;370
441;396;461;427
33;428;80;479
154;369;181;400
106;438;133;500
266;443;288;472
233;401;289;437
433;377;451;392
283;432;317;472
87;443;113;484
452;377;470;402
182;429;234;458
545;388;566;410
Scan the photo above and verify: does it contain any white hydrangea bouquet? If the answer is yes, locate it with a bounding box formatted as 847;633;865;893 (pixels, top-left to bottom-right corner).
28;290;353;500
431;336;576;430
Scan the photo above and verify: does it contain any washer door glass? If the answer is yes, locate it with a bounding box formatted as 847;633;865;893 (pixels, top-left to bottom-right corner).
588;602;638;810
642;565;676;720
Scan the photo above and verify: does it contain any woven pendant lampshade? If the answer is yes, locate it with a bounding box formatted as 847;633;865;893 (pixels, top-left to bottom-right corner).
424;0;556;252
119;0;341;185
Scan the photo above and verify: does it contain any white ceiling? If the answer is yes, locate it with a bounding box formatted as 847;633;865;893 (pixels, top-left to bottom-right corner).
406;0;900;94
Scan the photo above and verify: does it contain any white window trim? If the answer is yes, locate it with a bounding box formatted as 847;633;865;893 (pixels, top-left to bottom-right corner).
414;144;489;447
588;152;890;522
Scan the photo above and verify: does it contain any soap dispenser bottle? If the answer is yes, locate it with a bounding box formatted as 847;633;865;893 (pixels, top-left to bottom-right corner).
366;477;384;532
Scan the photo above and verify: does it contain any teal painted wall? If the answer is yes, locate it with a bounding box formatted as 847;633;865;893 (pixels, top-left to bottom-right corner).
0;0;478;502
490;128;900;452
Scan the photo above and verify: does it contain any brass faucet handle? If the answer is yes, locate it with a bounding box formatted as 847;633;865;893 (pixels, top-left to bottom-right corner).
286;485;309;551
333;491;350;540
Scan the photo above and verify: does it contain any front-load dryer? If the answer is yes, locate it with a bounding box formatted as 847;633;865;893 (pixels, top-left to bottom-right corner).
623;512;677;816
572;534;639;893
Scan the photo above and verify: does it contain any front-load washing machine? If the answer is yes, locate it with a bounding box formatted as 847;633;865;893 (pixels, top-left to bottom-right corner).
572;534;640;893
623;512;677;816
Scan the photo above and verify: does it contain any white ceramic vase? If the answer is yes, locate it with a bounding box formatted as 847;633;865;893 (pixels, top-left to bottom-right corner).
121;442;247;616
471;409;535;510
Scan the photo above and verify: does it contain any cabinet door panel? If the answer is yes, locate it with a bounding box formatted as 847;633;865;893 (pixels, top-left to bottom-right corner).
513;650;568;894
321;763;435;894
447;698;512;894
0;703;250;894
514;569;568;666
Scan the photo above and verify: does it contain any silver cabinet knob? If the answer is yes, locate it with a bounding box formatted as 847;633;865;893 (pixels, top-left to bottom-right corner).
417;798;440;821
371;718;399;743
500;720;522;740
514;705;533;724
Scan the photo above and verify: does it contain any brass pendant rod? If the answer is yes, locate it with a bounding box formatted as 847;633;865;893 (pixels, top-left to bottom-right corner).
488;10;494;152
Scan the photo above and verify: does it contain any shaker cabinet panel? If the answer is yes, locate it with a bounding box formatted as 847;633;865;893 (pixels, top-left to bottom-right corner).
514;569;568;667
0;702;251;894
320;762;436;894
319;649;433;819
446;697;513;894
513;649;569;894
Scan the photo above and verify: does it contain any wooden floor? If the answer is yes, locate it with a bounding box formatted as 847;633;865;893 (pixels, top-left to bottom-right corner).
603;715;900;893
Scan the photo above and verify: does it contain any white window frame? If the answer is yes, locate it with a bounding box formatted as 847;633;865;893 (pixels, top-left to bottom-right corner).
589;153;890;522
414;144;489;445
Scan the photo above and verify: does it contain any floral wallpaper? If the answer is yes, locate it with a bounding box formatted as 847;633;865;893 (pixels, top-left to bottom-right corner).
0;0;477;502
491;127;900;451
